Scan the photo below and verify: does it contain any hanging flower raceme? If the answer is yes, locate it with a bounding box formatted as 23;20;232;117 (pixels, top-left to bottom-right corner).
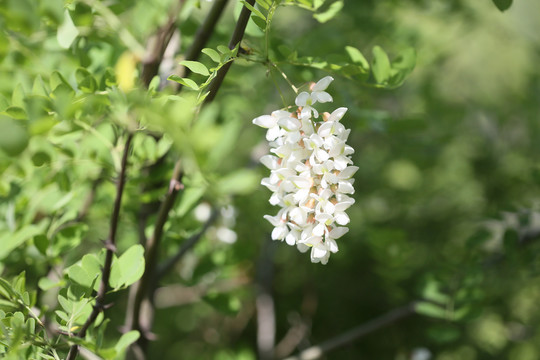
253;76;358;264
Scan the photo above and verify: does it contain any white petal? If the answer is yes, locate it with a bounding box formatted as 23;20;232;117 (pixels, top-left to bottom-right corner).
297;243;310;253
329;226;349;239
326;238;339;253
276;167;296;180
260;155;279;170
272;110;292;118
338;181;355;194
271;225;288;240
312;76;334;91
253;115;276;128
328;140;345;158
269;192;281;206
263;214;280;226
325;172;338;185
286;131;301;143
289;207;307;225
311;245;327;259
318;122;333;138
295;92;310;106
334;198;355;212
293;188;310;204
261;178;278;191
313;222;326;236
320;254;329;265
290;176;311;189
334;212;350;225
315;149;330;162
266;126;281;141
285;230;299;246
329;107;348;121
313;91;333;103
315;213;333;224
324;201;335;215
339;166;359;179
278;116;301;131
334;156;352;171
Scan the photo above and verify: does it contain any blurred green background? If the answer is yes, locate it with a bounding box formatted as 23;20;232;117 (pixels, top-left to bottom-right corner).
2;0;540;359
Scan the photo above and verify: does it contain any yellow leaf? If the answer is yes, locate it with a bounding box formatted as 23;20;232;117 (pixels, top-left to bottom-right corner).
115;52;138;92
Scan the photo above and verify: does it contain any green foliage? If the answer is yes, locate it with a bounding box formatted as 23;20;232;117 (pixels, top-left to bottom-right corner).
492;0;513;12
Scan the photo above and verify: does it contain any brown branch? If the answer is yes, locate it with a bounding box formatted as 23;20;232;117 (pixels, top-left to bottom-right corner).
283;302;418;360
155;208;219;280
174;0;230;91
66;134;133;360
141;0;186;87
203;0;256;104
125;161;184;338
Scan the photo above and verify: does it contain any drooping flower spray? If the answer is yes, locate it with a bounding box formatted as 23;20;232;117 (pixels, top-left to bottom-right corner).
253;77;358;264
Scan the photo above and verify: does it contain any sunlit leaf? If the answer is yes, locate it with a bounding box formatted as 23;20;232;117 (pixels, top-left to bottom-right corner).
202;48;221;63
313;0;343;23
180;60;210;76
167;75;200;90
57;10;79;49
371;45;391;84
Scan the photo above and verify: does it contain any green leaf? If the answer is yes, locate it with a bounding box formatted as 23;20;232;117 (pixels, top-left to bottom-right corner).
75;68;97;93
34;234;49;256
115;330;140;354
12;83;25;107
0;94;9;111
167;75;199;90
241;0;267;20
313;0;325;10
387;48;416;88
202;48;221;63
415;301;449;320
0;299;18;312
217;45;232;54
66;253;102;290
422;281;450;304
345;46;369;70
50;71;72;91
38;277;63;291
176;186;206;218
0;116;29;156
180;60;210;76
255;0;270;10
492;0;512;11
313;0;343;23
32;75;49;96
57;10;79;49
252;16;267;31
371;45;391;84
4;106;27;119
110;245;145;289
0;225;42;259
0;277;16;299
13;271;26;295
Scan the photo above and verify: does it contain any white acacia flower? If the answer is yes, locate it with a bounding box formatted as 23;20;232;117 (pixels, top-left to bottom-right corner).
295;76;334;118
253;76;356;264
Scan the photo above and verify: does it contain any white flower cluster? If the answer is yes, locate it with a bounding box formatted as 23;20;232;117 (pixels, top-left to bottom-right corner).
253;76;358;264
